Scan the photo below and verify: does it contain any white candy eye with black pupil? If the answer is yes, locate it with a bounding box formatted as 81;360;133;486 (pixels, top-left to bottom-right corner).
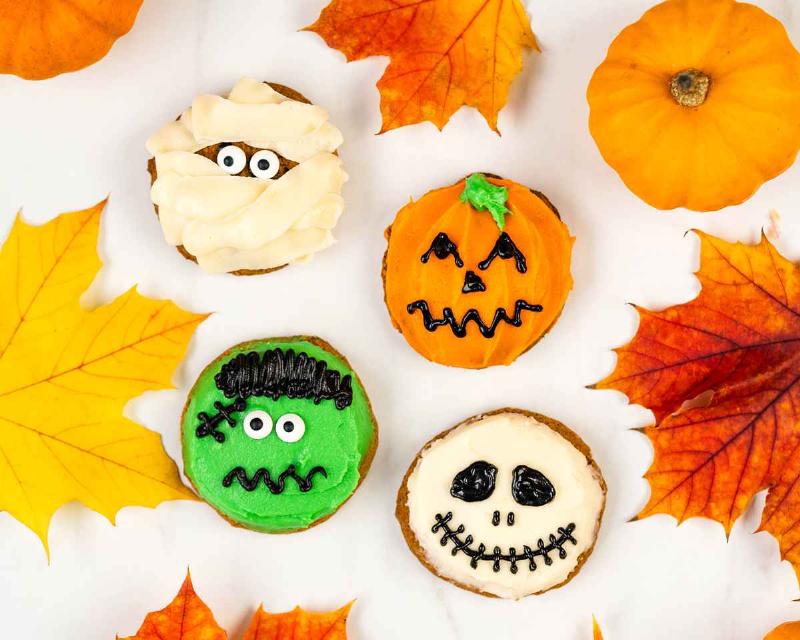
216;145;247;175
243;410;272;440
276;414;305;443
250;150;280;180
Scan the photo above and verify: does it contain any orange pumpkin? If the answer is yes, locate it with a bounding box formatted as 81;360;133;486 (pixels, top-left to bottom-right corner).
0;0;144;80
587;0;800;212
383;174;573;369
765;622;800;640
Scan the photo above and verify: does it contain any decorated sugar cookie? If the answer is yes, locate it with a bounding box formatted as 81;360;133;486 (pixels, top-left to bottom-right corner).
146;78;347;275
182;337;377;533
397;409;606;599
383;174;574;368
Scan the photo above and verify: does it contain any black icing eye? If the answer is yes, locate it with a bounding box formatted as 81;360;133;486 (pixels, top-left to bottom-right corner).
451;461;497;502
512;465;555;506
479;232;527;273
216;145;247;175
421;232;464;267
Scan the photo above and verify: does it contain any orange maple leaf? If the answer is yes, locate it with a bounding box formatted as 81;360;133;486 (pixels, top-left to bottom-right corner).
119;573;226;640
593;616;604;640
242;603;351;640
305;0;538;133
594;232;800;581
121;573;352;640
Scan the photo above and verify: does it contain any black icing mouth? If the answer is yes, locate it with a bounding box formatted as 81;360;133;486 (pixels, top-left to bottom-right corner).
407;300;543;338
222;464;327;494
431;512;577;574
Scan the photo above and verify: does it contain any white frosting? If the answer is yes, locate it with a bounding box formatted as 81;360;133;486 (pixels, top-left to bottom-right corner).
405;412;605;600
146;77;346;274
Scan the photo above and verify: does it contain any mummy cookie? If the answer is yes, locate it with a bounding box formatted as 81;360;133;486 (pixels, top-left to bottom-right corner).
146;78;347;275
397;409;605;599
383;173;573;368
182;337;378;533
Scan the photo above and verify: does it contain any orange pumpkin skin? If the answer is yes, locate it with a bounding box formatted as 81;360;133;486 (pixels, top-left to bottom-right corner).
587;0;800;212
0;0;144;80
383;177;573;369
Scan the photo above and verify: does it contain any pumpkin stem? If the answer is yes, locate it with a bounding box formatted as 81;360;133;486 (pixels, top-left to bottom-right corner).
461;173;509;231
670;69;711;107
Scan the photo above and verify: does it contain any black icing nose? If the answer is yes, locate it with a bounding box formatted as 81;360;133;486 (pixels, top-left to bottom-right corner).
462;270;486;294
512;466;556;506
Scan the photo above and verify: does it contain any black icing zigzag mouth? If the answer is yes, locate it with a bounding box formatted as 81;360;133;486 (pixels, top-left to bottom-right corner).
223;464;327;494
407;300;543;338
431;512;577;574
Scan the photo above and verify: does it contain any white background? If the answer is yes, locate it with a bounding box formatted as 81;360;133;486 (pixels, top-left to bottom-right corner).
0;1;799;638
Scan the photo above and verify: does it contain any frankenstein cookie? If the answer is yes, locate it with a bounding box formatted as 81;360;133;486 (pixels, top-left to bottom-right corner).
146;78;347;275
397;409;605;599
383;173;573;368
183;337;377;533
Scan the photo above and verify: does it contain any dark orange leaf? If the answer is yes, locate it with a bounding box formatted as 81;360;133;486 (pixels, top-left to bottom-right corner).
242;603;351;640
766;621;800;639
120;572;226;640
594;232;800;578
305;0;538;133
0;0;144;80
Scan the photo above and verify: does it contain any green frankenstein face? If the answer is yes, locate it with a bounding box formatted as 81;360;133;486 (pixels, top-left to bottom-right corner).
182;338;375;533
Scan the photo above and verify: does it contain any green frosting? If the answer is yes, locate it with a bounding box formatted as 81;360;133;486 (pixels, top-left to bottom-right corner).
460;173;510;230
182;338;375;533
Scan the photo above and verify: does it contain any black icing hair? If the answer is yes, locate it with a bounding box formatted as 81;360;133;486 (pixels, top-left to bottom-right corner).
214;348;353;410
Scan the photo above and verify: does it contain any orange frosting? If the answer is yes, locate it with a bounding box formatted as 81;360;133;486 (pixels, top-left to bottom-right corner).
383;177;574;369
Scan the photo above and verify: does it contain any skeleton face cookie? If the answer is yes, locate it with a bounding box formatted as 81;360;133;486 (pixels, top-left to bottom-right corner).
146;78;347;275
182;337;377;533
397;409;605;599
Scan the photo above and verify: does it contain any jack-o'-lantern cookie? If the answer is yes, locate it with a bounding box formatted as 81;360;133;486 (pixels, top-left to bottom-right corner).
146;78;347;275
383;174;574;368
397;409;606;599
182;337;378;533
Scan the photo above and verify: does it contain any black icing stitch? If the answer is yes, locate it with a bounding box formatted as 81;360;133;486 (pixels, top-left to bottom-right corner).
215;348;353;410
407;300;543;338
222;465;327;494
196;398;247;443
431;512;577;574
479;232;527;274
421;232;464;267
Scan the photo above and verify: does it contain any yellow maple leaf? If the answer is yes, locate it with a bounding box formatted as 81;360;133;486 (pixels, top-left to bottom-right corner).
0;201;203;551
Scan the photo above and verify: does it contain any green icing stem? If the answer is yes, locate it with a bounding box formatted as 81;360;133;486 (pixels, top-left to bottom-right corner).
460;173;510;230
182;338;375;533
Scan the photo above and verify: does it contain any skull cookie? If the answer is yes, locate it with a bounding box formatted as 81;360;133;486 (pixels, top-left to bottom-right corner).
397;409;606;599
383;174;574;368
182;337;377;533
146;78;347;275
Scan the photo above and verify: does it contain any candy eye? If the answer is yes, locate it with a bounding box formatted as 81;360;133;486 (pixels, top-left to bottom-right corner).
250;150;281;180
276;413;305;443
216;145;247;175
242;410;272;440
